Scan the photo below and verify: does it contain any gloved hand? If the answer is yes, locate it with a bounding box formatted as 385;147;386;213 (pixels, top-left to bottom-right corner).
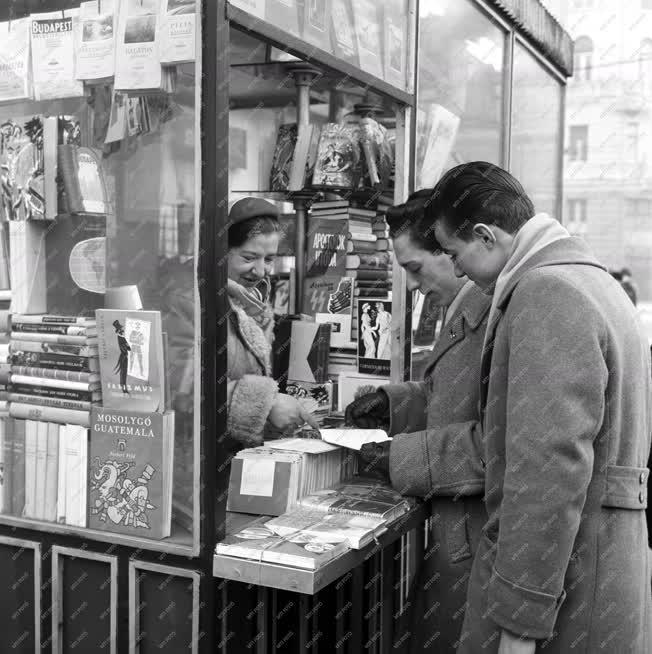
358;440;391;479
345;390;390;428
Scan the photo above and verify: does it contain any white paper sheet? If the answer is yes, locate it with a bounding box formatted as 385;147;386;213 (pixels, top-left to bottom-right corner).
319;429;390;451
240;459;276;496
266;438;339;454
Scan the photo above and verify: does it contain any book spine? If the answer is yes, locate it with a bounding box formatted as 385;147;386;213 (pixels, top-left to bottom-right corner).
56;425;67;524
10;341;99;357
9;375;99;392
10;315;96;326
11;332;98;346
10;366;97;383
23;420;37;518
44;423;59;522
9;384;99;402
34;421;48;520
9;352;99;372
10;403;90;429
11;419;25;516
8;393;92;413
10;323;96;336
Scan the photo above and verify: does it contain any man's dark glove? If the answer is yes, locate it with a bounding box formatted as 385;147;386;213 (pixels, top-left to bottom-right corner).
345;390;390;428
358;441;391;479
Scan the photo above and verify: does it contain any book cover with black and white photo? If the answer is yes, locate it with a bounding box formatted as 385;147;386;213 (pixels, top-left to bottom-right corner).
357;299;392;376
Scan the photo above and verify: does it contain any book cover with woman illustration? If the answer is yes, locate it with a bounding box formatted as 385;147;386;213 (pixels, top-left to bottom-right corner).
96;309;165;411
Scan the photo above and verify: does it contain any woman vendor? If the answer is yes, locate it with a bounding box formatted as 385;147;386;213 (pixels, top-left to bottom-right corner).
226;197;318;449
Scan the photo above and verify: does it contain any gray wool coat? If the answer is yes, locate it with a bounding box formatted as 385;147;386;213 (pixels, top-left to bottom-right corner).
225;300;278;449
383;283;491;653
457;237;652;653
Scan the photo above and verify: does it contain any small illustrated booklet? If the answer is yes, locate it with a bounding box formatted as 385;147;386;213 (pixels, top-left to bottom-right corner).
96;309;165;412
87;406;175;539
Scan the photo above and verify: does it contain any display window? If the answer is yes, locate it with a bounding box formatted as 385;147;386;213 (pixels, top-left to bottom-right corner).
0;0;201;553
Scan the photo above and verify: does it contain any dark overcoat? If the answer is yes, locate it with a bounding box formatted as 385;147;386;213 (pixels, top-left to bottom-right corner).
384;283;491;653
457;238;652;653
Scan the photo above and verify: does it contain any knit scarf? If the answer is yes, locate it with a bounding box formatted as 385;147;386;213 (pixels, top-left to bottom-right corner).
483;213;571;354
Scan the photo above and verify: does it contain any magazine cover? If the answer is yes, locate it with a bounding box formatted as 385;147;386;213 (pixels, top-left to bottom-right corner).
96;309;165;411
357;299;392;376
77;0;117;81
311;123;362;189
0;18;31;103
160;0;196;65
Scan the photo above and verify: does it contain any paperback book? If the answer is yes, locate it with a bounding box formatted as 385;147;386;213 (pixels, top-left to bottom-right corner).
30;10;84;101
312;123;362;189
357;298;392;375
96;309;165;412
76;0;117;82
0;18;31;104
88;407;175;539
160;0;196;65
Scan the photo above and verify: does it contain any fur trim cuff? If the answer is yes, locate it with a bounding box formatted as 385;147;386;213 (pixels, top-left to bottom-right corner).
228;375;278;447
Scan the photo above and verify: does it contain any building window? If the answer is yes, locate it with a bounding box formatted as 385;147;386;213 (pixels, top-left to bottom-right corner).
566;199;588;235
625;198;652;229
574;36;593;81
568;125;589;161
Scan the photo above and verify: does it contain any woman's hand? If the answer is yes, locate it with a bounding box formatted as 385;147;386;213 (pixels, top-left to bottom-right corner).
345;391;390;428
267;393;320;433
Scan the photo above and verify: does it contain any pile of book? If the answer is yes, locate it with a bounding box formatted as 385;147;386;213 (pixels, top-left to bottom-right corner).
226;438;356;516
216;478;414;570
7;314;101;427
0;418;88;526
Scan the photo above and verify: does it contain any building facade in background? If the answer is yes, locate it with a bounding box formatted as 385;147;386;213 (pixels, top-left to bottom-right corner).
544;0;652;303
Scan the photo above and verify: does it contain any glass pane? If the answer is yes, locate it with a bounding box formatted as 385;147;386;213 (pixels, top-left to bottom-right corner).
228;0;411;91
415;0;505;190
226;29;402;472
0;0;200;549
510;43;563;217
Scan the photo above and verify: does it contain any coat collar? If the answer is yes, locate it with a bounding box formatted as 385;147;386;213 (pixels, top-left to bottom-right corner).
425;284;490;373
493;237;605;314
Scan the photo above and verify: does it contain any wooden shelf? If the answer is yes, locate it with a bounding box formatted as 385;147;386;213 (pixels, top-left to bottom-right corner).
212;503;428;595
0;513;196;555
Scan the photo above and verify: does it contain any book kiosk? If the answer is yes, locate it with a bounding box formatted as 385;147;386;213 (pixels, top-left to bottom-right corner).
0;1;572;652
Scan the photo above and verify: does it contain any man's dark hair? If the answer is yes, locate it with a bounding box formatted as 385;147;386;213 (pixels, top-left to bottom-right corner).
425;162;535;240
228;216;280;249
385;189;443;253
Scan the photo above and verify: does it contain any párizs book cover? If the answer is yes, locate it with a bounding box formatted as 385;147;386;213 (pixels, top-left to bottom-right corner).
96;309;165;412
88;407;174;539
312;123;362;189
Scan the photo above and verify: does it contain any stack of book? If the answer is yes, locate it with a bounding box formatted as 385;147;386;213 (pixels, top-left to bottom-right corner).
226;438;356;516
0;419;88;525
264;477;414;551
7;314;101;427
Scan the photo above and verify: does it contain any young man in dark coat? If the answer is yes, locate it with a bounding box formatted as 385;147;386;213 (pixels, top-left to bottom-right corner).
346;190;491;652
430;162;652;654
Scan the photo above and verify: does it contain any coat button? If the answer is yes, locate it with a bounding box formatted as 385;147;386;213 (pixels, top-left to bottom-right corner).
640;491;646;504
640;472;647;484
449;330;456;339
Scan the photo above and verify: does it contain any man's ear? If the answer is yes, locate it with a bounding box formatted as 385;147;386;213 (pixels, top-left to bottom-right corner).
472;223;497;248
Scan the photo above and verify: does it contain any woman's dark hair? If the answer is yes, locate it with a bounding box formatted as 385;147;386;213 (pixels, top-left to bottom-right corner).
425;162;535;241
386;189;443;253
228;216;280;249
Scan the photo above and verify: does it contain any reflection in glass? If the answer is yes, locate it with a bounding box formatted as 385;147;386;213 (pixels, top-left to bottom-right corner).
511;44;563;217
415;0;505;188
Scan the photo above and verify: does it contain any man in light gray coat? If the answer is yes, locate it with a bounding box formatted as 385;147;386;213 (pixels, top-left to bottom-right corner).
432;162;651;654
346;190;491;653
